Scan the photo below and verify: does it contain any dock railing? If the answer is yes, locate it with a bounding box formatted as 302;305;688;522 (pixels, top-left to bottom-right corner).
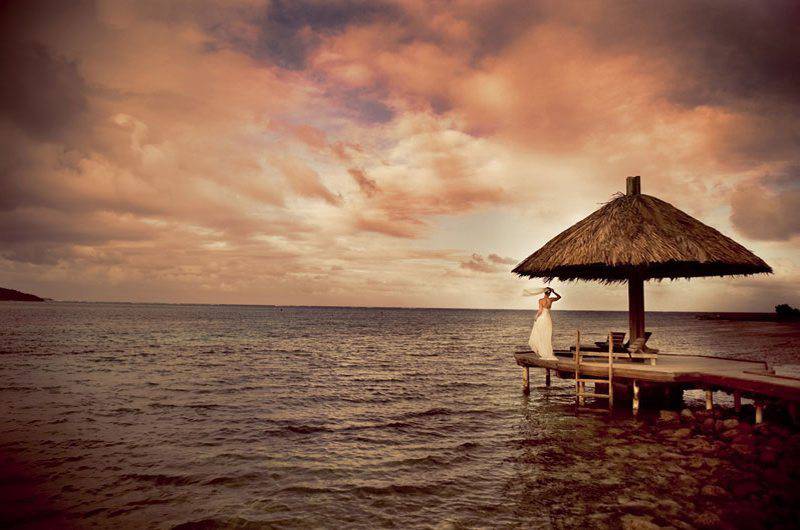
574;330;614;410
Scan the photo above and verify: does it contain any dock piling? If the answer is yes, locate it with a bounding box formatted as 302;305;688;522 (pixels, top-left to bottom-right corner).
632;380;640;415
755;401;764;424
522;366;530;395
574;330;584;406
545;369;551;387
705;389;713;411
607;336;614;409
734;391;742;413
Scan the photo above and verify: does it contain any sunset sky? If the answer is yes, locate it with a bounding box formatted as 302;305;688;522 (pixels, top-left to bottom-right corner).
2;0;799;311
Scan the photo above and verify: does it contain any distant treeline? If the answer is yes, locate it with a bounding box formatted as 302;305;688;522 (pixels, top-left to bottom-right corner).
776;304;800;318
696;303;800;322
0;287;45;302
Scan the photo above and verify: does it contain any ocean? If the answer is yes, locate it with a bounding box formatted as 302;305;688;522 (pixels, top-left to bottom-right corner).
2;302;799;528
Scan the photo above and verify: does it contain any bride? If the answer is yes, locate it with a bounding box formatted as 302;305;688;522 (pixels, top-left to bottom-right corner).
526;287;561;359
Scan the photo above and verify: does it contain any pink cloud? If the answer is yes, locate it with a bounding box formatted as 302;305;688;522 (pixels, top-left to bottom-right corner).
347;168;379;197
460;253;509;273
488;254;515;265
270;154;342;206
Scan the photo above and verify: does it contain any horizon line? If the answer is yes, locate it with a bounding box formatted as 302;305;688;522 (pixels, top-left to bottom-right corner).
11;300;776;314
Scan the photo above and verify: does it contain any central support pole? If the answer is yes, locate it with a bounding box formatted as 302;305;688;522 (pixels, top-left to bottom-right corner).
628;276;645;341
626;176;645;342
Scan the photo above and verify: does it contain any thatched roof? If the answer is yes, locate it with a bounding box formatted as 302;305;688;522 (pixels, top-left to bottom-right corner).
512;192;772;283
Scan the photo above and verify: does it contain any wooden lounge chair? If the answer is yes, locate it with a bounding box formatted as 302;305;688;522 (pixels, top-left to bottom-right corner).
573;331;659;365
625;332;659;354
594;331;626;352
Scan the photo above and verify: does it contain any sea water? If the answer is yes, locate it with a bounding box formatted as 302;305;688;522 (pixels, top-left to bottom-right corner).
1;302;799;528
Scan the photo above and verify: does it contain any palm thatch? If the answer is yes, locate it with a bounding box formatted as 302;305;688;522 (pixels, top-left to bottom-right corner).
512;192;772;283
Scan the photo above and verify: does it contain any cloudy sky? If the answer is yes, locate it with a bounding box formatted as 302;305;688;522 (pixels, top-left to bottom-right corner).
1;0;798;311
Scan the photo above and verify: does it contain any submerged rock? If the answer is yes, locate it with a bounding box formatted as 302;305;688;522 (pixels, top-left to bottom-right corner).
731;443;754;456
684;438;717;454
676;474;698;489
686;456;705;469
621;514;661;530
605;446;628;458
722;418;739;430
720;428;738;440
671;428;691;439
700;485;728;497
656;498;681;517
693;511;722;528
628;444;656;459
680;408;694;421
616;494;657;512
659;410;680;423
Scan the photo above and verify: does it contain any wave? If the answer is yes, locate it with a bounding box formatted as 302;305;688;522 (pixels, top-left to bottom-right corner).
351;482;448;496
172;516;297;529
399;407;496;419
121;473;198;487
203;472;264;486
284;424;331;434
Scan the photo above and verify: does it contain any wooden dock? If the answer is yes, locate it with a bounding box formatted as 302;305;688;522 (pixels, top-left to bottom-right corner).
515;350;800;422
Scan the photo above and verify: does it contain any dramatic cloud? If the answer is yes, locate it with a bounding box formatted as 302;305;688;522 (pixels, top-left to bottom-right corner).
730;170;800;241
1;0;798;309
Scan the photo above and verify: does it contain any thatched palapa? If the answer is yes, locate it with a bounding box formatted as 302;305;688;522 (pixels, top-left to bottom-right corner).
512;176;772;342
512;191;771;283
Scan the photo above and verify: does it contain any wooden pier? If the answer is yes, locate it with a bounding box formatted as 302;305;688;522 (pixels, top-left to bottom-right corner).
515;350;800;423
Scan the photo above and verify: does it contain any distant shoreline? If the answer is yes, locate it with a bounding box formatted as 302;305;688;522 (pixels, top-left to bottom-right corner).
696;312;800;322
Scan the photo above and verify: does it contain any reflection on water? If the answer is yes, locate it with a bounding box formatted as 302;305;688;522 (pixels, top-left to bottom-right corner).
1;303;799;528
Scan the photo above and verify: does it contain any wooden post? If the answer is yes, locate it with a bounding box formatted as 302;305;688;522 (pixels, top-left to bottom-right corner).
705;388;713;411
734;391;742;413
632;380;640;415
626;175;641;195
626;176;645;342
607;331;614;410
755;402;764;424
575;330;583;406
545;368;551;387
628;276;645;341
522;366;530;395
788;402;797;426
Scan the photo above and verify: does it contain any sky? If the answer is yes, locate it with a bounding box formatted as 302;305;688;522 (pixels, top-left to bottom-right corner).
1;0;799;311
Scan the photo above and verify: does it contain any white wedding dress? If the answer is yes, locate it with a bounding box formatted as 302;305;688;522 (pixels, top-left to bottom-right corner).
529;307;556;359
